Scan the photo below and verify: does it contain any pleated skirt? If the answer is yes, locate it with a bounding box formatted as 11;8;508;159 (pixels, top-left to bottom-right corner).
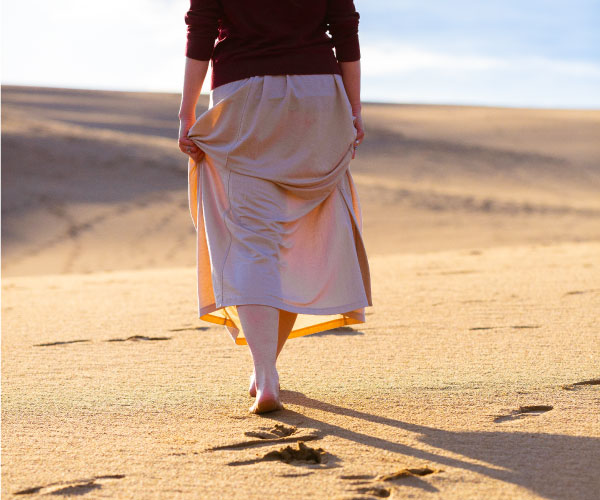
187;73;372;345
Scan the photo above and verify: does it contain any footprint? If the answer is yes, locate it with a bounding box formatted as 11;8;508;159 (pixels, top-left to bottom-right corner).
562;378;600;390
226;441;331;467
493;405;553;423
341;466;441;496
13;474;125;496
168;326;210;332
34;339;91;347
207;425;321;451
470;325;540;332
340;474;376;481
244;423;297;439
519;405;553;412
263;441;326;464
377;466;438;480
438;269;477;275
106;335;171;342
354;485;391;497
564;288;600;296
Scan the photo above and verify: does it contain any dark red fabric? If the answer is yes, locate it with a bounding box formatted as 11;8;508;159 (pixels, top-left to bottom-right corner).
184;0;361;90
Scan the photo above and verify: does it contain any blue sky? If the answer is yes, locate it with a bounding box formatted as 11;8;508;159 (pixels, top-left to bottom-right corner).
2;0;599;108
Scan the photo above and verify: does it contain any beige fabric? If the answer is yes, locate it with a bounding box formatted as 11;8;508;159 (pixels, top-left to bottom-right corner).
187;73;372;345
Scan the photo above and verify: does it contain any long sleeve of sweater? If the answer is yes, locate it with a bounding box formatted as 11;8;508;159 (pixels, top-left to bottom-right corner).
326;0;361;62
184;0;221;61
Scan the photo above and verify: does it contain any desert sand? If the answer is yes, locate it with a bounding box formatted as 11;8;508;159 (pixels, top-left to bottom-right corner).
2;85;599;499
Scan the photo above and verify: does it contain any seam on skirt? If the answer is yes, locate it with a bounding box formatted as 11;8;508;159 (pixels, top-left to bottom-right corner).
219;80;254;305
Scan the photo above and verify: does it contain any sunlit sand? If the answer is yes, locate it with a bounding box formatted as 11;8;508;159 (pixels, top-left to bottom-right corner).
2;85;599;499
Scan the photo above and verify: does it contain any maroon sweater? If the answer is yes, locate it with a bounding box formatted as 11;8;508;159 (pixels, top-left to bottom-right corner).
184;0;361;90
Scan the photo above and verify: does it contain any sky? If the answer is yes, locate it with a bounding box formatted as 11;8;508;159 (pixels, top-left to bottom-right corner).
2;0;599;108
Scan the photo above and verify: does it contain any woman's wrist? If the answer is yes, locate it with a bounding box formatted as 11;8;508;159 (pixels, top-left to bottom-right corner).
179;111;196;121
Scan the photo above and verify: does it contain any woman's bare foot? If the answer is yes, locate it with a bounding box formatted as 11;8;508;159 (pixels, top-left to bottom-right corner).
249;370;280;398
249;368;284;414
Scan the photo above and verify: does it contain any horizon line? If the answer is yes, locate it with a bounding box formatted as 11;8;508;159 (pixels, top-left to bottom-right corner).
2;82;599;112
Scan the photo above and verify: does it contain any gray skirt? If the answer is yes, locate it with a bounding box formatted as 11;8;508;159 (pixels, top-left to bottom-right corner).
187;73;372;345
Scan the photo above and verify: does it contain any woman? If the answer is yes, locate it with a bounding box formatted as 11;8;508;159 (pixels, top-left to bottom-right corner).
178;0;373;414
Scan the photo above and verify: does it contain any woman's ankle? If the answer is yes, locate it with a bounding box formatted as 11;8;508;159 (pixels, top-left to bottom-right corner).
254;364;278;387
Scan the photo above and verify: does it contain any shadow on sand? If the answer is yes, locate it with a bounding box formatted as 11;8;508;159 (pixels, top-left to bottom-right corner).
307;326;364;338
260;390;599;500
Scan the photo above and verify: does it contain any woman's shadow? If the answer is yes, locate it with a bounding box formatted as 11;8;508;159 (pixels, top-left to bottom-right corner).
262;389;599;500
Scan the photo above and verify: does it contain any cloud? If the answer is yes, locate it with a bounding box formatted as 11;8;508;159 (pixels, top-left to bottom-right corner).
361;44;503;73
361;42;600;78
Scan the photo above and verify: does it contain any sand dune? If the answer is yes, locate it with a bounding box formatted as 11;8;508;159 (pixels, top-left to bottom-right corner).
2;85;599;498
2;85;599;275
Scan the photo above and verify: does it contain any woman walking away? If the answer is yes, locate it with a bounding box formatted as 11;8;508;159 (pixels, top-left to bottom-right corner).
178;0;373;414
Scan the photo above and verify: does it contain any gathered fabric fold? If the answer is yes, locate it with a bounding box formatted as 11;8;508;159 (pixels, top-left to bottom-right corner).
186;74;372;345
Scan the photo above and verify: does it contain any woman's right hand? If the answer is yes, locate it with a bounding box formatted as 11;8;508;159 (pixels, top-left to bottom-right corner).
178;117;204;163
352;110;365;159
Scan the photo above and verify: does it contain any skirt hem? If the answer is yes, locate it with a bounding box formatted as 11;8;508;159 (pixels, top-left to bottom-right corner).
198;297;371;346
199;296;371;317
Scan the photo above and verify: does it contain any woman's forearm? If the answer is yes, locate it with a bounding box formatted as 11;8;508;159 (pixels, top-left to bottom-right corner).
339;60;361;114
179;58;210;120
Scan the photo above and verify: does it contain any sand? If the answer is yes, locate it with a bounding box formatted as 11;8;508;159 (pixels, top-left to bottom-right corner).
2;85;599;499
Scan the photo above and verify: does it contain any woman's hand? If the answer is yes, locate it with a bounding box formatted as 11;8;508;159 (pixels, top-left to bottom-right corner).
178;58;210;163
338;60;363;159
178;116;204;163
352;110;365;159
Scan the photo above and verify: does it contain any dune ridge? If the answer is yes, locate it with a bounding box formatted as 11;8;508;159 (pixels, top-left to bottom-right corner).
3;85;599;276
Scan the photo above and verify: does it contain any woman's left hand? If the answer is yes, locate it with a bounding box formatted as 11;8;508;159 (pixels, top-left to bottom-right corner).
178;117;204;163
351;111;365;159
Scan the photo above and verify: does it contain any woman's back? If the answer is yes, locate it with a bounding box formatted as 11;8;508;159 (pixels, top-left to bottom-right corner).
180;0;370;414
185;0;361;89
